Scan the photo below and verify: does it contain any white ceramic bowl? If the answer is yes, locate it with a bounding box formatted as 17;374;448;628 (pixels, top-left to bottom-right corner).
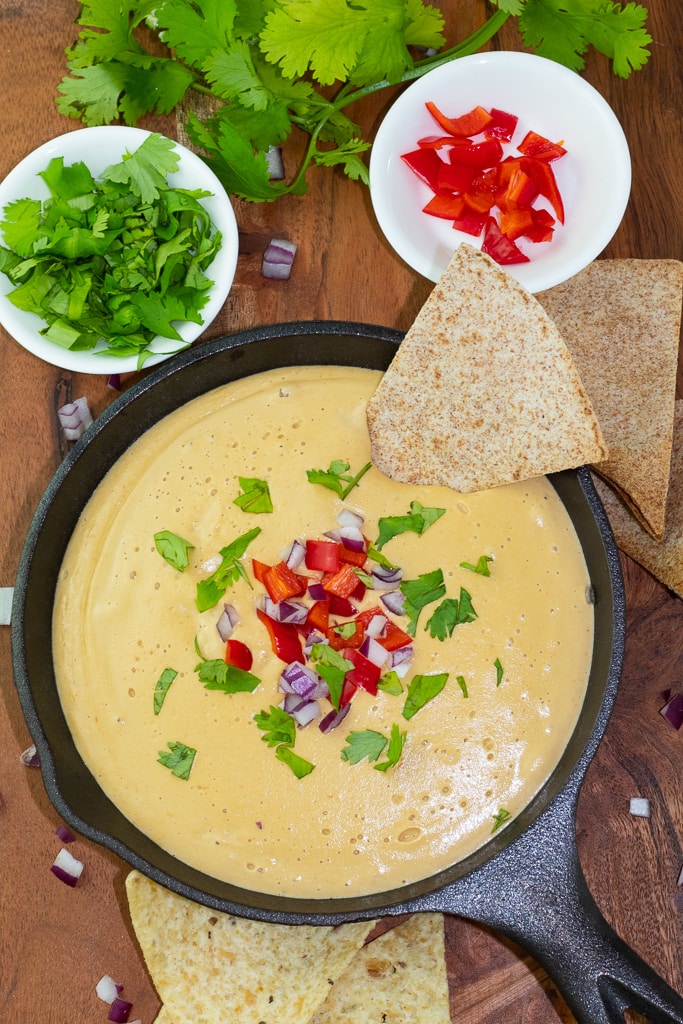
369;52;631;293
0;126;239;373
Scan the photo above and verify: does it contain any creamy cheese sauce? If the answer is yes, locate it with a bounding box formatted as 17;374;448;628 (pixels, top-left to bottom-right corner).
53;366;593;897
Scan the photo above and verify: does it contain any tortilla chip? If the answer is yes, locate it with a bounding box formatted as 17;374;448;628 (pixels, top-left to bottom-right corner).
309;914;449;1024
593;401;683;597
125;871;376;1024
152;1008;173;1024
366;244;607;493
539;259;683;541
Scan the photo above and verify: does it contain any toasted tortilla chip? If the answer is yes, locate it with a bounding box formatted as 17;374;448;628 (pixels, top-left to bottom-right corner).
539;259;683;541
366;244;606;493
309;914;449;1024
593;401;683;597
125;871;376;1024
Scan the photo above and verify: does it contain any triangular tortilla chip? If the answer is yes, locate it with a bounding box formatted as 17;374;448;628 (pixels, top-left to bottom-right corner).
593;401;683;597
126;871;376;1024
366;244;607;493
539;259;683;541
309;914;450;1024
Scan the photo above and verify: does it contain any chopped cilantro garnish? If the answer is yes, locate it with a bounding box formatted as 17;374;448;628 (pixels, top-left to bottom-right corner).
341;724;406;771
158;740;196;781
494;657;504;687
195;527;261;611
460;554;493;576
154;530;194;571
254;706;314;779
195;658;261;694
492;808;511;832
426;587;478;640
233;476;273;514
309;643;353;710
374;501;445;551
306;458;372;499
153;667;177;714
399;569;446;636
456;675;469;698
275;744;315;779
378;670;403;696
402;672;449;720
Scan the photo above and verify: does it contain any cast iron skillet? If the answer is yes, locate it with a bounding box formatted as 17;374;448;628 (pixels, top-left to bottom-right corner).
12;322;683;1024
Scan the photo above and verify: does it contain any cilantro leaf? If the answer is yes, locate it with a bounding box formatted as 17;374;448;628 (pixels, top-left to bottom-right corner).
154;529;194;571
456;674;468;698
378;670;403;696
402;672;449;720
460;554;493;576
341;729;388;765
425;587;478;641
310;643;353;710
494;657;504;687
275;744;315;779
254;705;297;747
375;723;407;771
306;458;372;499
195;658;261;694
375;501;445;551
196;527;261;611
102;132;180;203
233;476;273;514
153;667;178;714
399;569;446;636
158;740;196;780
491;807;511;833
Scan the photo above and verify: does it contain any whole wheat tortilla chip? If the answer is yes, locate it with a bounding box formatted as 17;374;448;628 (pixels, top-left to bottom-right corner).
539;259;683;541
593;401;683;597
125;871;376;1024
309;913;450;1024
366;244;607;493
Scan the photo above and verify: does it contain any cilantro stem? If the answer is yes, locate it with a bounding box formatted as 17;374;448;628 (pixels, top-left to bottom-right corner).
341;460;372;499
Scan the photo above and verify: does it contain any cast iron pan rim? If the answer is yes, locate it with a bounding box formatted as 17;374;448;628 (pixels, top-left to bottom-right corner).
11;319;625;924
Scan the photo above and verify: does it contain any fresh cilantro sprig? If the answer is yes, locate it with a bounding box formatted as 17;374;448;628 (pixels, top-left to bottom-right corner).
426;587;478;641
402;672;449;720
194;636;261;693
309;643;353;709
158;740;196;781
55;1;651;204
460;555;493;576
154;530;194;571
374;501;445;551
341;723;406;771
196;527;261;611
399;569;446;637
306;459;372;500
153;667;178;714
254;705;315;779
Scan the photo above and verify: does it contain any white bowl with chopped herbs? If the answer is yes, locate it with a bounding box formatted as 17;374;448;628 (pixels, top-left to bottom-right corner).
0;126;239;373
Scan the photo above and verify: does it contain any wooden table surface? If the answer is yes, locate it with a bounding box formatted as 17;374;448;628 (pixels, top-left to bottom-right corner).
1;3;681;1022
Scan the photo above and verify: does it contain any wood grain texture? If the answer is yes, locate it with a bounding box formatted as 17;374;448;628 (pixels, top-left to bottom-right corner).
0;2;681;1022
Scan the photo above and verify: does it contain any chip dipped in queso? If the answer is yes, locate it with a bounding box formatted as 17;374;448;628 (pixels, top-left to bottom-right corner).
52;366;594;898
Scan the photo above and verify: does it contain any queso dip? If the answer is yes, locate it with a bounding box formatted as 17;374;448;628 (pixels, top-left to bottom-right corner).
53;366;593;898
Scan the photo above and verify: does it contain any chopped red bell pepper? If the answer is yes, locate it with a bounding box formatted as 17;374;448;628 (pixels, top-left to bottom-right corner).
517;131;567;162
523;207;556;243
485;107;518;143
257;608;304;664
379;620;413;652
339;677;359;707
224;638;254;671
417;135;459;150
263;560;307;603
342;648;380;695
328;595;357;618
337;544;369;568
452;209;488;237
499;207;535;241
447;138;504;171
306;598;330;634
251;558;271;584
322;562;361;600
436;161;475;194
463;168;499;214
305;539;340;573
425;101;493;137
423;194;466;219
327;620;364;651
497;167;539;211
481;217;530;265
521;157;564;223
400;148;446;193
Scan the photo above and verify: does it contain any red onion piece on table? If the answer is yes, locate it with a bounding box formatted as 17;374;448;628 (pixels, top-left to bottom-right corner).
660;692;683;730
108;996;133;1023
20;744;40;766
96;975;123;1004
57;396;93;440
51;847;84;886
262;239;297;280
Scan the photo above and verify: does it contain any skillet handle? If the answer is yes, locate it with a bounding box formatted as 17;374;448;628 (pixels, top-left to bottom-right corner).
415;792;683;1024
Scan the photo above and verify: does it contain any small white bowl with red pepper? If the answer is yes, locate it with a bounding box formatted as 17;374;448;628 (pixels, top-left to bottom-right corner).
369;51;631;293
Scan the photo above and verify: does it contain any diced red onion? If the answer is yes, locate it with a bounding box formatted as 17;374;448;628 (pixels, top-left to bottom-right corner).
216;602;239;641
96;975;123;1004
303;630;326;657
276;600;309;625
660;692;683;730
365;613;387;638
392;645;414;667
283;694;319;726
319;703;351;734
51;847;84;887
372;564;403;589
381;590;406;616
308;582;327;602
280;661;319;699
282;538;306;570
323;526;366;552
311;679;330;700
20;744;40;766
359;635;390;669
337;508;364;530
265;145;285;180
55;823;75;843
262;238;297;280
678;863;683;887
106;373;121;391
57;396;93;440
108;996;133;1023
